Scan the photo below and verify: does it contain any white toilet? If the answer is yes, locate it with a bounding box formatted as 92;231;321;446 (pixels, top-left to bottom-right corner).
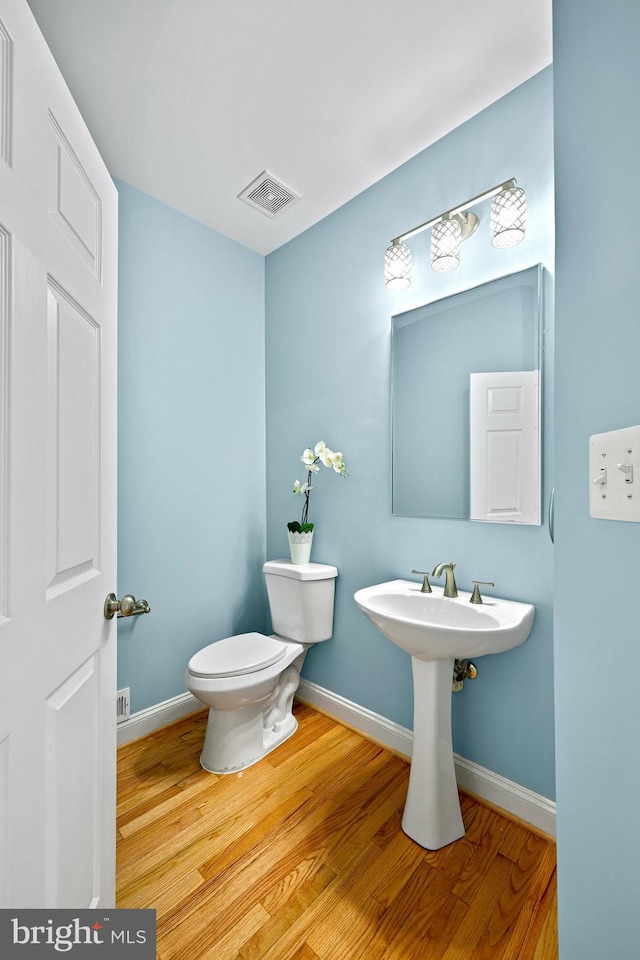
184;559;338;774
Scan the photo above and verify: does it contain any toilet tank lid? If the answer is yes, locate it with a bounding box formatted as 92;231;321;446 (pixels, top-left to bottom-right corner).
263;560;338;581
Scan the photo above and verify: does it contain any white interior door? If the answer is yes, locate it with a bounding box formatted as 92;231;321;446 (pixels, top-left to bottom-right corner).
0;0;117;907
469;370;540;525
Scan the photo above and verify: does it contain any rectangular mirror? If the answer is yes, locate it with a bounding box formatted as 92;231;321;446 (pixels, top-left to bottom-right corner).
392;265;542;523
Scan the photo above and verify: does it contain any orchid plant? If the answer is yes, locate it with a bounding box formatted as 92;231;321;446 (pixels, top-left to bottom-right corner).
288;441;349;534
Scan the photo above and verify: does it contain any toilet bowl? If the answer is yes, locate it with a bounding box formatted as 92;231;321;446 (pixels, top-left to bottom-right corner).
184;560;338;773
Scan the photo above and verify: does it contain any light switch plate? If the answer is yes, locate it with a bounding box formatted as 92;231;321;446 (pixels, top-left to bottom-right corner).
589;425;640;521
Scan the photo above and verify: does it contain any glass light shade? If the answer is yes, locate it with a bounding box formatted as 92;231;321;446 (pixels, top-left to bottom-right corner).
491;186;526;247
385;241;412;291
431;217;461;272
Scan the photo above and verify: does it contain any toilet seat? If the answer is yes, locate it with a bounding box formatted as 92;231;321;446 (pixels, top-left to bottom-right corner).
187;632;287;679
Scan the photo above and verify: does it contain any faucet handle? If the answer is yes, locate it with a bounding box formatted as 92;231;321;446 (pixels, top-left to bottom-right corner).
411;570;432;593
470;581;494;604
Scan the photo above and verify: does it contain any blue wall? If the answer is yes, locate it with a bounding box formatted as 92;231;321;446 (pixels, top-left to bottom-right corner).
265;68;556;800
116;180;267;713
553;2;640;956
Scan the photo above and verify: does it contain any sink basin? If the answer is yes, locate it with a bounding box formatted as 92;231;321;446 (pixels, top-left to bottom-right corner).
353;578;535;851
354;579;534;660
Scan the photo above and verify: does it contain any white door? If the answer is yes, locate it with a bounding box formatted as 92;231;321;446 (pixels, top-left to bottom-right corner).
469;370;540;524
0;0;117;907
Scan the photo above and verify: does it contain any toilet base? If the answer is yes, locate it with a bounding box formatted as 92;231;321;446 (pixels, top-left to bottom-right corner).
198;659;304;774
200;706;298;774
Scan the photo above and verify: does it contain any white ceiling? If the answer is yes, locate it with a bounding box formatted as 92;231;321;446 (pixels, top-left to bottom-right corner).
26;0;552;255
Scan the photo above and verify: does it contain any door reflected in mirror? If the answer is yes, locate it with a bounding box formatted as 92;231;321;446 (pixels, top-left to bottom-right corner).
392;265;542;523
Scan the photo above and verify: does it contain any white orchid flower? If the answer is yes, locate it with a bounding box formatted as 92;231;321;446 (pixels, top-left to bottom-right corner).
291;440;348;531
318;447;335;468
331;452;349;477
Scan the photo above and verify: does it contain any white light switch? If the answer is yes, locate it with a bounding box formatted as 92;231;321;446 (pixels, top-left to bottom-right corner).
589;425;640;521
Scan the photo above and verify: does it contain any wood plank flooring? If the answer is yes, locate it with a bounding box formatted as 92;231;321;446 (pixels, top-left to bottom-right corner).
116;702;557;960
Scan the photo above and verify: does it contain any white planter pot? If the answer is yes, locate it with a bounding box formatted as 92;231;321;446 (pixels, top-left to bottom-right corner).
288;530;313;564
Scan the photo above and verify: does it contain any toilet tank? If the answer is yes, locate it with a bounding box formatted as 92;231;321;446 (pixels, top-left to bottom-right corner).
263;560;338;643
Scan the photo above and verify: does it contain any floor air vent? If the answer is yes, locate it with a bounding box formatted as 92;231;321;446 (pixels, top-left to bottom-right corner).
238;170;301;218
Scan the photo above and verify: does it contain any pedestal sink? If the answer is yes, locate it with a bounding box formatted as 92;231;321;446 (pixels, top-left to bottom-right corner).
353;579;534;849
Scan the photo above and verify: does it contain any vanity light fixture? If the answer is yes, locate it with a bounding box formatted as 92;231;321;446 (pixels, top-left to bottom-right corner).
385;178;526;290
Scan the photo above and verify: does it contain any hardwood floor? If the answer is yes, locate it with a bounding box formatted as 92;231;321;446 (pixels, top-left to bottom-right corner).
116;702;557;960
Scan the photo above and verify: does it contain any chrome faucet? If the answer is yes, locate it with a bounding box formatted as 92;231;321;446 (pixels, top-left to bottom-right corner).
432;561;458;598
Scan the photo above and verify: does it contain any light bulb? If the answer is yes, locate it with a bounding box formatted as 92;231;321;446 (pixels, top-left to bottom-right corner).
431;217;461;272
491;186;526;247
385;241;412;291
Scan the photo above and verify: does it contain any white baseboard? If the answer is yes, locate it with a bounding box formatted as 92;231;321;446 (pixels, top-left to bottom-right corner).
117;691;201;745
297;678;556;838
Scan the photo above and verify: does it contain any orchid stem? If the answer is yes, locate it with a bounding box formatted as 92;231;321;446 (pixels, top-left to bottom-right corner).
301;459;318;526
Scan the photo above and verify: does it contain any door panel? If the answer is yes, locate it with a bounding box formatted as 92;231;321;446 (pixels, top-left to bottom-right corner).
45;654;101;908
0;701;8;908
46;280;101;597
0;17;13;168
0;223;8;627
470;370;540;524
48;111;102;279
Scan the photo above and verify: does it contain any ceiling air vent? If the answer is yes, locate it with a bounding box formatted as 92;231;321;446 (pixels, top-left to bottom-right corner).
238;170;301;218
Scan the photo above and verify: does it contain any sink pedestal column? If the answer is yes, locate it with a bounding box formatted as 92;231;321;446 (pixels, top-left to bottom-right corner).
402;656;465;850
